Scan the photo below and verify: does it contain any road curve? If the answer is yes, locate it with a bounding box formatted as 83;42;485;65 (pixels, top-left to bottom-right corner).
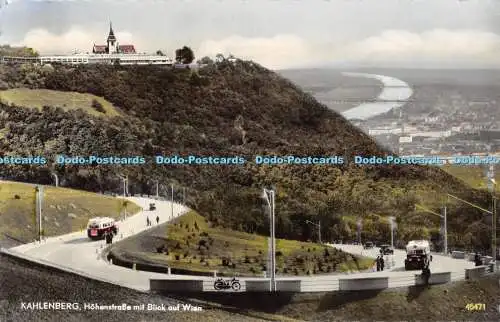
3;198;476;293
330;243;475;279
5;197;189;291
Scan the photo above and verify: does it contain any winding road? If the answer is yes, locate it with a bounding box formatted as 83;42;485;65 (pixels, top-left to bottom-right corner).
2;196;477;293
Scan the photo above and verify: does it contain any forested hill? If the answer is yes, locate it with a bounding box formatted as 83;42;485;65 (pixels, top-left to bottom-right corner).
0;60;492;250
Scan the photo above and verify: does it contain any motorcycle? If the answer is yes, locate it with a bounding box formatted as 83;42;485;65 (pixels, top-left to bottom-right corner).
213;277;241;291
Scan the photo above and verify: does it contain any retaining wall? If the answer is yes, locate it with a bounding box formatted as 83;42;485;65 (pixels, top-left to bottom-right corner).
338;277;389;291
150;279;204;292
465;266;488;280
451;251;465;259
414;272;451;285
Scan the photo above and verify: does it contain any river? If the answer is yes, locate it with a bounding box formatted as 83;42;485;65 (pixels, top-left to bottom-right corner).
341;72;413;120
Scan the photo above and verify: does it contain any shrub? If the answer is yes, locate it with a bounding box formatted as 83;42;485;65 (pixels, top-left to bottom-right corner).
198;239;207;248
244;256;251;263
91;99;105;113
175;255;180;261
14;194;20;199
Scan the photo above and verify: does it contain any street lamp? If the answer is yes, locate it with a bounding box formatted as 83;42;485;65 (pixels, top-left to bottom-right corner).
51;173;59;187
415;204;447;255
488;178;497;263
118;174;128;197
153;180;159;198
171;184;174;219
261;188;276;292
306;220;322;244
388;216;396;249
35;186;44;241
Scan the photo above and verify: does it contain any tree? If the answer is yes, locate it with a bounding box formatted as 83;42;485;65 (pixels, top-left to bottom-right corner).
156;50;165;56
197;56;214;65
175;46;195;64
215;53;225;63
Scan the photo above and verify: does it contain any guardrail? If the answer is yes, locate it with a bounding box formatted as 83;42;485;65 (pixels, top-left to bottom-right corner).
149;271;462;293
465;265;490;280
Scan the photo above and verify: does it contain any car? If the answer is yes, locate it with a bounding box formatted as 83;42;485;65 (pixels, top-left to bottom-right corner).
363;241;374;249
380;244;394;255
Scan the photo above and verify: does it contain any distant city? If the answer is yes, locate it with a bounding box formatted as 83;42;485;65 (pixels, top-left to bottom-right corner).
280;69;500;158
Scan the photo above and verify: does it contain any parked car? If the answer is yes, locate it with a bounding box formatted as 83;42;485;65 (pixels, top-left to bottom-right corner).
363;241;374;249
380;244;394;255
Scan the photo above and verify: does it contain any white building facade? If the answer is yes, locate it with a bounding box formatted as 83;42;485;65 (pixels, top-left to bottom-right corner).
1;23;173;66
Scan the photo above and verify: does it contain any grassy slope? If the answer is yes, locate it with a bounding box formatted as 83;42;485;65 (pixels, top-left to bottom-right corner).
0;180;141;243
110;211;373;276
441;164;500;190
0;62;493;251
0;88;120;117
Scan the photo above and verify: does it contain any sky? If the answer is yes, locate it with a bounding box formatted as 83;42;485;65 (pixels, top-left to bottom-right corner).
1;0;500;69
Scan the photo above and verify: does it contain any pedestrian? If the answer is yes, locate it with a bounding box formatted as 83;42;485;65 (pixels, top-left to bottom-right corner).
376;255;381;271
474;252;482;266
380;256;385;271
156;216;159;224
422;261;431;287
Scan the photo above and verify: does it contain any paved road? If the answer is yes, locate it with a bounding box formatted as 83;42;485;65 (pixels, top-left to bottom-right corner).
6;197;189;291
330;243;475;279
4;198;477;292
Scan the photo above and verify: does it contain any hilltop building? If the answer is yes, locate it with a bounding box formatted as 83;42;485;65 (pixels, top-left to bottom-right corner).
1;22;172;66
92;23;136;54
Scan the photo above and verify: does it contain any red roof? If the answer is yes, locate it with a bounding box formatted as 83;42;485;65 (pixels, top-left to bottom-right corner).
93;45;107;53
119;45;136;53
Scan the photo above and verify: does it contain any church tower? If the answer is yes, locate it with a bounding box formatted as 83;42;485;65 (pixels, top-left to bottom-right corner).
106;22;117;54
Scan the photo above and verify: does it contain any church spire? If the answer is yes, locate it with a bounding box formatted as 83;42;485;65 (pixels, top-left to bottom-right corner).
107;21;116;42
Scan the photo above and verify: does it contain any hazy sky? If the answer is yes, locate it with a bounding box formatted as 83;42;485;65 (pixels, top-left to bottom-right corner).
1;0;500;69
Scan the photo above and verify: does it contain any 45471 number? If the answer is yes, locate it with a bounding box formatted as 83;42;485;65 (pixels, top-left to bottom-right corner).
465;303;486;311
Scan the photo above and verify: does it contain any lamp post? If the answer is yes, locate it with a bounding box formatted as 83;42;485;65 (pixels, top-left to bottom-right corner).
388;216;395;249
415;204;447;255
35;185;43;241
171;184;174;219
118;174;128;198
262;188;276;292
153;180;159;198
306;220;322;244
487;178;497;263
51;173;59;187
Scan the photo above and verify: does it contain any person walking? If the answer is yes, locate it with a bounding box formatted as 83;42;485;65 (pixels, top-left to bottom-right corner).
376;255;381;271
380;256;385;271
422;261;431;287
474;252;482;266
156;216;159;224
